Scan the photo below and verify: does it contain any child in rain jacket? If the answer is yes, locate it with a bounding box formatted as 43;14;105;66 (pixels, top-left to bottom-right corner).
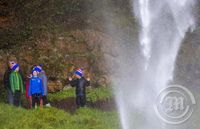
28;70;44;108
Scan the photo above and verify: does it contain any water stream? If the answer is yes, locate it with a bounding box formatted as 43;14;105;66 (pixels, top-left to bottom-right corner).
104;0;197;129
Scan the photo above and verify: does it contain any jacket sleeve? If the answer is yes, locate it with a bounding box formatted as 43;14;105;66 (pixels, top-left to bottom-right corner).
28;79;32;96
86;80;90;87
3;69;10;89
19;71;25;82
40;79;45;96
9;73;15;93
84;78;90;87
18;74;25;94
42;74;48;95
19;71;26;92
69;79;77;87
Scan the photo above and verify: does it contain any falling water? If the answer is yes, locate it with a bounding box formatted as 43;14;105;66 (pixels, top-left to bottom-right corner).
103;0;197;129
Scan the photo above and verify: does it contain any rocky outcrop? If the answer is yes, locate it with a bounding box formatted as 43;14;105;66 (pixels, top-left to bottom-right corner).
0;29;115;92
0;0;199;93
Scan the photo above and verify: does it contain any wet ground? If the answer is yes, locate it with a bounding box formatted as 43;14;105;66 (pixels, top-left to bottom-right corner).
50;97;116;113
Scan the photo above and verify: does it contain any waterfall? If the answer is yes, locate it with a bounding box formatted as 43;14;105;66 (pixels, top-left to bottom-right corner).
104;0;197;129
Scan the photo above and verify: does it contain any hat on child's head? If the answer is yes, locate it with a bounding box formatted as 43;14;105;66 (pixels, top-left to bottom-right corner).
33;66;42;73
9;61;16;64
75;68;83;77
8;56;17;63
12;63;19;71
32;69;38;74
37;65;43;71
39;64;44;67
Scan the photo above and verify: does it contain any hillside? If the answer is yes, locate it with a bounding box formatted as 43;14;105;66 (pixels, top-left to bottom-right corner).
0;0;199;93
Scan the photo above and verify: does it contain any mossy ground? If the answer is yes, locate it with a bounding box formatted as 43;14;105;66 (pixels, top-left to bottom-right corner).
49;87;116;112
0;87;120;129
0;104;120;129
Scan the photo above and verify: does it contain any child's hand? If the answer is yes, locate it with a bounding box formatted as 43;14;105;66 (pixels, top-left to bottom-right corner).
27;74;32;78
86;77;90;81
68;77;72;81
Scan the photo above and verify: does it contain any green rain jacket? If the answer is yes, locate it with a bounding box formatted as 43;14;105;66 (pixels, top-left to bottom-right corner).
9;71;24;93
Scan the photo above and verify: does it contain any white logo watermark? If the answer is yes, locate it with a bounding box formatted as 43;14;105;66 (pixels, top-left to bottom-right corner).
154;85;196;124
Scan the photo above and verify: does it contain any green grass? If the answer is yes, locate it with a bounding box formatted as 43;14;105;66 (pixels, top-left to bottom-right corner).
87;87;113;102
48;87;114;102
48;88;75;101
0;104;120;129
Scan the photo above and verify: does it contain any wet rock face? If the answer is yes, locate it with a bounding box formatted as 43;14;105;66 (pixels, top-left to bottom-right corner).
0;1;12;27
48;80;63;93
0;0;199;93
175;25;200;87
0;26;199;92
175;3;200;86
0;30;114;91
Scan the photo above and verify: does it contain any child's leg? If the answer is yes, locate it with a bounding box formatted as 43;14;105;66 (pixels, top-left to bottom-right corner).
76;96;81;108
29;96;32;109
80;95;86;107
31;94;36;108
14;91;21;107
40;95;43;108
42;96;47;105
7;89;14;105
42;96;51;107
35;94;40;107
13;92;17;106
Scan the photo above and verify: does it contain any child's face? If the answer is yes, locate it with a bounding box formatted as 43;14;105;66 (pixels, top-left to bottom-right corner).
15;67;19;72
33;71;38;76
75;74;81;79
8;61;15;69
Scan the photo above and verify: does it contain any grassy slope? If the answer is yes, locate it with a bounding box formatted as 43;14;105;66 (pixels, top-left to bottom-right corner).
0;87;119;129
48;87;114;102
0;104;120;129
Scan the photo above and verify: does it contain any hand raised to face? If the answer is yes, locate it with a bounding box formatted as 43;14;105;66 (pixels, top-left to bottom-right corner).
68;77;72;81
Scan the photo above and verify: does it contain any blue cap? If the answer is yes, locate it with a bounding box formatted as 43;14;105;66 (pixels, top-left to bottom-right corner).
75;68;83;77
12;64;19;71
33;66;42;72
